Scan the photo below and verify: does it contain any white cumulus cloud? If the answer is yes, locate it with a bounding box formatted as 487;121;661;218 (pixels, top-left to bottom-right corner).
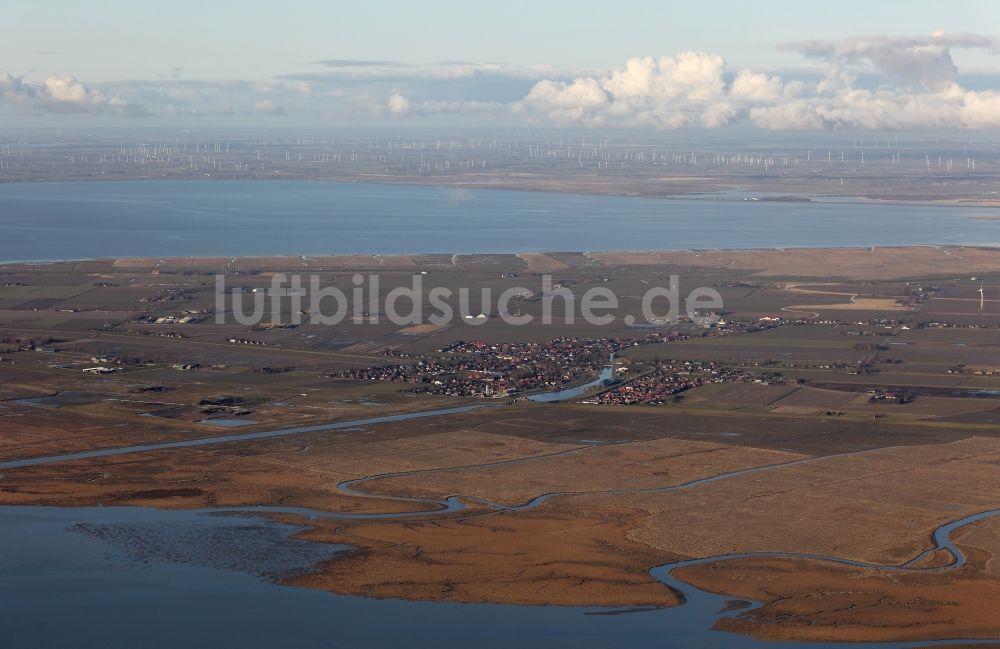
0;71;146;115
516;33;1000;130
386;93;411;117
253;99;285;115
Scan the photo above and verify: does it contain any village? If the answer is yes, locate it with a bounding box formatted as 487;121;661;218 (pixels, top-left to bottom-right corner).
334;317;800;399
335;335;634;397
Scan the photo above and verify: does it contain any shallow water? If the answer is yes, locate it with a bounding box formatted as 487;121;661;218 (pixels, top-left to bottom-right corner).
3;505;997;649
12;391;103;408
1;180;999;261
197;418;258;427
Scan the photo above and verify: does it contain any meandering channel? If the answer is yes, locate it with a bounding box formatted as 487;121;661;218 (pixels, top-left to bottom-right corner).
648;507;1000;646
7;376;1000;645
5;424;1000;645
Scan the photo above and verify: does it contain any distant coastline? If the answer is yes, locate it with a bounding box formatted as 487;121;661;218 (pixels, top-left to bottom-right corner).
5;245;1000;281
3;174;1000;209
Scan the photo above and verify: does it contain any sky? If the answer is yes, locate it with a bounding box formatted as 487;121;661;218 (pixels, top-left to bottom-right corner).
3;0;1000;130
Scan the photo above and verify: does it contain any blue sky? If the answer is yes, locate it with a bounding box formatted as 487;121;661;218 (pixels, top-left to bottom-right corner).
2;1;1000;129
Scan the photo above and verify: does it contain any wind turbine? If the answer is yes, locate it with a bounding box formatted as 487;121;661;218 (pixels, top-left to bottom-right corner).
979;281;985;313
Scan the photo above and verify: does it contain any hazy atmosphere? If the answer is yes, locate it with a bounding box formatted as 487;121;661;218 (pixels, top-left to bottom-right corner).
4;0;1000;129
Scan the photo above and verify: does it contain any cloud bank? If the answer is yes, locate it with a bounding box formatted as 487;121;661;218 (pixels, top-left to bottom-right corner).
515;33;1000;130
0;71;146;116
364;92;504;119
781;32;998;89
6;32;1000;129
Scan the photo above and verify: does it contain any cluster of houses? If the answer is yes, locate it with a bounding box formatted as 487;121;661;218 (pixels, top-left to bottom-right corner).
338;336;641;398
591;368;702;405
82;366;120;374
139;287;196;304
592;360;785;406
228;337;269;346
336;322;801;400
131;312;202;325
868;388;914;403
331;316;940;402
922;321;1000;330
81;355;122;374
334;315;820;400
